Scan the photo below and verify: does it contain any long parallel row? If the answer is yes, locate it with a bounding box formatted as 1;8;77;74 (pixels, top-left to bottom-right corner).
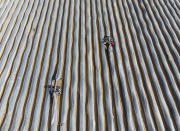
0;0;179;130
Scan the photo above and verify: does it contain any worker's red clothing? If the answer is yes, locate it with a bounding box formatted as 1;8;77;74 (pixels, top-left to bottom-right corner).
110;41;114;46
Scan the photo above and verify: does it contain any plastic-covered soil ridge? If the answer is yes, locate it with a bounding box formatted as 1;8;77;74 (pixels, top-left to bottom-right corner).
0;0;180;130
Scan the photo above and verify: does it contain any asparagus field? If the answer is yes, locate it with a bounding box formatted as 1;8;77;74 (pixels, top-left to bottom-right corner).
0;0;180;130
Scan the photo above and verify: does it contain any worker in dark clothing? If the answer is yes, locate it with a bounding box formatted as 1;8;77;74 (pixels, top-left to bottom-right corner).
103;36;115;49
49;78;63;95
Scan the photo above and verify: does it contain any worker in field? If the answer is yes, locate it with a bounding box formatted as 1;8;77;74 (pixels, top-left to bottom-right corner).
103;35;114;50
49;78;63;95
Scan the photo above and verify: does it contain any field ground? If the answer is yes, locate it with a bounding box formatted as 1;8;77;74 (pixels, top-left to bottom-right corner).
0;0;180;130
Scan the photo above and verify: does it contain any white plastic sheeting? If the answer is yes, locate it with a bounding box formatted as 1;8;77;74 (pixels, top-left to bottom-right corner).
0;0;180;130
